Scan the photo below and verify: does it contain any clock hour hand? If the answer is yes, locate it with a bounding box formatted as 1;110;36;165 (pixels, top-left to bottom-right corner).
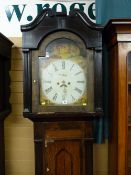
59;80;67;88
60;84;67;87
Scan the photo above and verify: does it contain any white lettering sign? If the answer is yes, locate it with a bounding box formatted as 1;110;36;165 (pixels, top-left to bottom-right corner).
0;0;95;37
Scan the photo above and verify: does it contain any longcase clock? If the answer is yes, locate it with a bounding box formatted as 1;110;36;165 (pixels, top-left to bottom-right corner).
0;33;13;175
21;9;103;175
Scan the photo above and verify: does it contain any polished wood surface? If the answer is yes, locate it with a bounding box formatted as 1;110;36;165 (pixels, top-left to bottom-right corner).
103;19;131;175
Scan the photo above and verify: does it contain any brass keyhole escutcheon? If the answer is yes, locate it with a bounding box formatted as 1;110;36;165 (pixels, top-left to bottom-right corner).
47;168;50;172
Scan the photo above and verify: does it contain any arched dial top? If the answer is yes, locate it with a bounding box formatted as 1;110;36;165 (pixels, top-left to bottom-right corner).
31;32;96;112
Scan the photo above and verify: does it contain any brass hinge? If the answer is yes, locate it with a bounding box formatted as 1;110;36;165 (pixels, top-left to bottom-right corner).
45;139;54;148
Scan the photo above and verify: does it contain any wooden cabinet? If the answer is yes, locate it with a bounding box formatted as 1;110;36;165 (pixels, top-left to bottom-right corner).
103;19;131;175
0;33;13;175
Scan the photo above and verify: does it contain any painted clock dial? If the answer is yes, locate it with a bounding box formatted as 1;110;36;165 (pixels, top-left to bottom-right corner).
41;59;86;105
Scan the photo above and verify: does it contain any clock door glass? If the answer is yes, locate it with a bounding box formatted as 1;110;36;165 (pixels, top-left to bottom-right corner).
32;31;94;112
40;59;86;105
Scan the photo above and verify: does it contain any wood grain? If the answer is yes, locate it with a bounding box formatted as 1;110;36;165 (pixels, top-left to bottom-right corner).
103;19;131;175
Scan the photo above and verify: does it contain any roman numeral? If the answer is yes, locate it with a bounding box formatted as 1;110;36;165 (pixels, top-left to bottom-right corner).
74;87;82;94
62;61;65;69
53;93;58;101
45;86;53;94
70;64;74;71
71;95;75;101
75;71;82;76
53;64;58;72
77;81;85;83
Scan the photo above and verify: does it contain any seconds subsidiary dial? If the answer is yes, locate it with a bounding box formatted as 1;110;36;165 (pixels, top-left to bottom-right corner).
40;59;86;105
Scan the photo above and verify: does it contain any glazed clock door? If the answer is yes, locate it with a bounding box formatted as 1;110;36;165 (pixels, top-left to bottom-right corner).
32;31;95;113
40;59;86;105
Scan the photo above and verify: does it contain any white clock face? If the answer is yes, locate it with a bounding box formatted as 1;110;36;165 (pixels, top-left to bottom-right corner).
41;59;86;105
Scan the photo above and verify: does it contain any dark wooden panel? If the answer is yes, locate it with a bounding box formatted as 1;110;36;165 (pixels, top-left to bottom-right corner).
21;9;102;49
0;33;13;175
0;122;5;175
46;140;81;175
0;33;13;58
34;121;93;175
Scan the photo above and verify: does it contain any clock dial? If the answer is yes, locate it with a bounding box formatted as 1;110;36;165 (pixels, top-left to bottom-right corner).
41;59;86;105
